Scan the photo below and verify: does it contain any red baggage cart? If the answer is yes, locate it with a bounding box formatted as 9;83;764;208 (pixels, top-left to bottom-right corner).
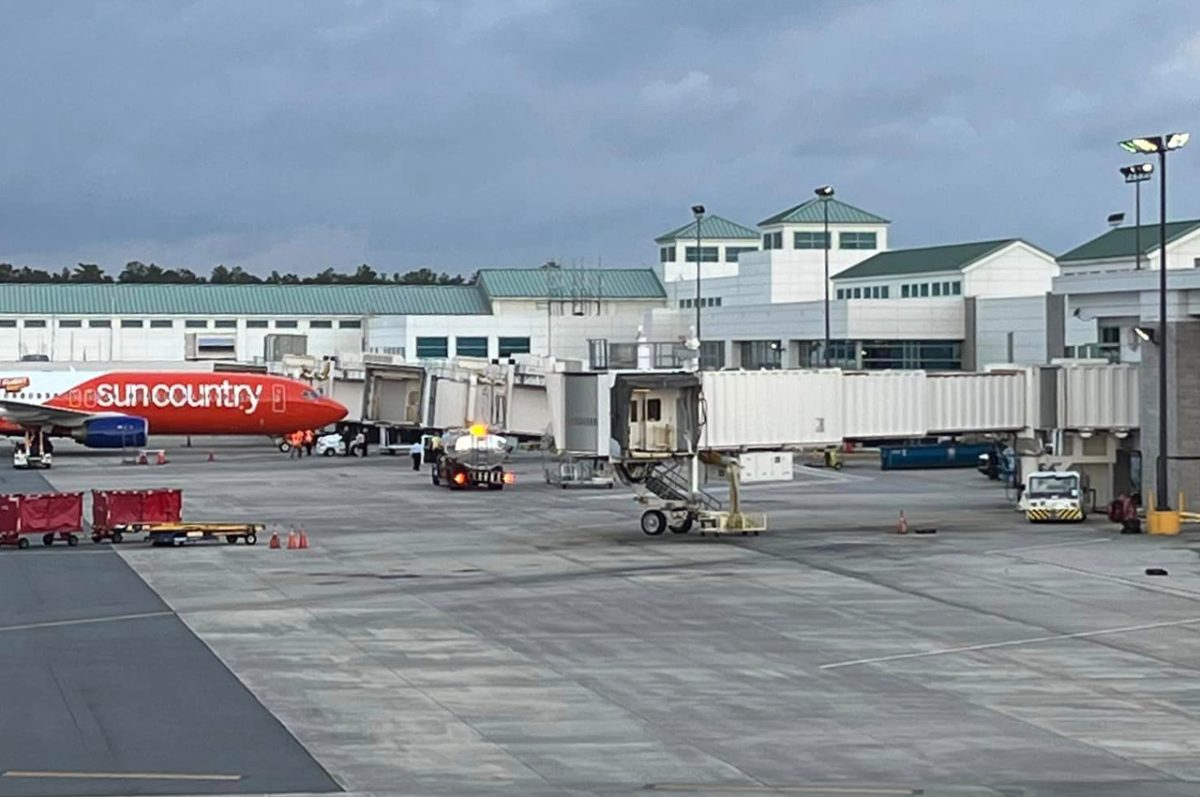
91;488;183;543
0;492;85;548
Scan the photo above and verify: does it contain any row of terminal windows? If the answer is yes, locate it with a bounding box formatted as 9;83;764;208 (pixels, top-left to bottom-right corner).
0;318;364;329
837;286;890;299
660;246;759;263
762;231;878;251
414;336;532;359
678;297;722;309
900;280;962;298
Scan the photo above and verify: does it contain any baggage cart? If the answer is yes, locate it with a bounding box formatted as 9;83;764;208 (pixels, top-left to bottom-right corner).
141;522;264;547
91;488;183;543
0;492;85;548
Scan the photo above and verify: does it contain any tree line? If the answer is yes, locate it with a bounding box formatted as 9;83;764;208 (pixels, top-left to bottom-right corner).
0;262;474;285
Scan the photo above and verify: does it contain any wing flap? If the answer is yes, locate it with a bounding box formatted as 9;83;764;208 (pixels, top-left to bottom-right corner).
0;399;96;428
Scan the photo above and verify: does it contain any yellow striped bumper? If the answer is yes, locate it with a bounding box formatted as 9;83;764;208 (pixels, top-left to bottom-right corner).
1026;507;1084;522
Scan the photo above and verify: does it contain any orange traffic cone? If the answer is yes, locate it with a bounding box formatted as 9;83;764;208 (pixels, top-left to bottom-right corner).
896;510;909;535
298;527;309;549
269;524;280;549
287;527;299;549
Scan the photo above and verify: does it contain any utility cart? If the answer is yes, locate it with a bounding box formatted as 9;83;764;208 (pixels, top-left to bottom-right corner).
542;453;615;489
142;521;263;547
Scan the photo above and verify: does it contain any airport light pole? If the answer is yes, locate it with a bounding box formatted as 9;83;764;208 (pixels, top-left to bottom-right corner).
692;204;705;370
1120;162;1154;269
1119;132;1190;515
814;185;835;366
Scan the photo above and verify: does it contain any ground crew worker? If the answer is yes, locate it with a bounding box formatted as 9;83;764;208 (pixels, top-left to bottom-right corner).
289;430;303;458
409;440;423;471
303;428;314;456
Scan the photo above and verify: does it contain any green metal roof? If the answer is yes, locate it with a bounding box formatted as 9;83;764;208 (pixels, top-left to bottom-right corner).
833;239;1021;280
0;284;492;316
654;215;760;243
759;198;889;226
1057;220;1200;263
476;268;665;299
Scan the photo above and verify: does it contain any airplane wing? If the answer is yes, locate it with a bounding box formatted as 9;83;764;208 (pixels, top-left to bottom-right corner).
0;399;96;428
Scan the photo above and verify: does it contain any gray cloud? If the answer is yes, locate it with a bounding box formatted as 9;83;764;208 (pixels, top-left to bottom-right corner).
1;0;1198;274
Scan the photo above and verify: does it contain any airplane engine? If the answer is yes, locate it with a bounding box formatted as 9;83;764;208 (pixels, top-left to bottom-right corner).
72;416;149;448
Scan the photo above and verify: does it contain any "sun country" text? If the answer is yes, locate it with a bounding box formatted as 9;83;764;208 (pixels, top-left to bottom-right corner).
94;381;263;415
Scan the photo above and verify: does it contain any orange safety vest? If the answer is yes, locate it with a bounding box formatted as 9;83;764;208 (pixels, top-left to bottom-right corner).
303;429;314;444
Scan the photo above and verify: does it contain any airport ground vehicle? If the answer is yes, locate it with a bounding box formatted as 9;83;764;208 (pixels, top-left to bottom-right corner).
91;487;183;543
12;442;51;469
431;424;515;490
316;433;346;456
0;492;84;548
1019;469;1087;522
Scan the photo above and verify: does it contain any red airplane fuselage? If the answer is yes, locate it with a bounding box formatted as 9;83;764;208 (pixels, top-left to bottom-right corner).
0;370;348;438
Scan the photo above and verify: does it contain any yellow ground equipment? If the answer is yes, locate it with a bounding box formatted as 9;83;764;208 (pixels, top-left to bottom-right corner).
1020;469;1086;523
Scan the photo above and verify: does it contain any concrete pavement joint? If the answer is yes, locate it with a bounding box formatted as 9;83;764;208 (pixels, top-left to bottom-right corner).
821;615;1200;669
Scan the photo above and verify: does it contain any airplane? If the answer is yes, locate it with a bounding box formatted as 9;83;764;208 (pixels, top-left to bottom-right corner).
0;370;348;459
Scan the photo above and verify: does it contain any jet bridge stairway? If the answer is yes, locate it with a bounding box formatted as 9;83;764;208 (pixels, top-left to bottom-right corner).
614;456;764;536
615;457;721;509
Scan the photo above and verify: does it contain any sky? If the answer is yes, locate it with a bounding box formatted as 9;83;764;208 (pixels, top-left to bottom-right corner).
1;0;1199;277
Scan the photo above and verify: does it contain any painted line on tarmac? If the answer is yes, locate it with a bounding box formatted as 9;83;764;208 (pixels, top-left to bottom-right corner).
3;770;240;782
985;537;1111;555
0;610;173;634
820;615;1200;670
647;785;917;795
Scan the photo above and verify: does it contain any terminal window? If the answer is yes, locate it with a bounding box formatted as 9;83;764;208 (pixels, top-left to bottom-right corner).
0;320;14;328
60;319;82;328
762;231;783;250
89;319;111;328
245;320;268;328
840;231;877;250
339;319;362;329
794;231;830;250
120;319;144;328
659;246;676;263
213;319;237;329
725;246;757;263
309;320;333;329
185;319;208;329
150;319;173;328
685;246;719;263
455;336;488;358
274;320;298;329
416;336;449;358
23;319;46;328
498;336;530;357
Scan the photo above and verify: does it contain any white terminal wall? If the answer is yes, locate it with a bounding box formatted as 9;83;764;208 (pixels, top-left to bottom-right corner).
372;300;661;362
0;317;363;362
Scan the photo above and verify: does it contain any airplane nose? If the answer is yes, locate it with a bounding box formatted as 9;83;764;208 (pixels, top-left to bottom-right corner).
322;397;349;425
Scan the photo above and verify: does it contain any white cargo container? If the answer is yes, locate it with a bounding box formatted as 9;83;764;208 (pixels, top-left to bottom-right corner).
700;370;843;450
1057;363;1138;430
843;371;927;439
926;372;1027;433
738;451;794;483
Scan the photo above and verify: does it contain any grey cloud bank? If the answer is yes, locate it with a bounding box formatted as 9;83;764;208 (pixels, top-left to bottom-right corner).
1;0;1198;275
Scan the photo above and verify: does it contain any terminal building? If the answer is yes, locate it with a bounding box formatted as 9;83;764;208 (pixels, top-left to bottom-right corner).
1;197;1197;507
